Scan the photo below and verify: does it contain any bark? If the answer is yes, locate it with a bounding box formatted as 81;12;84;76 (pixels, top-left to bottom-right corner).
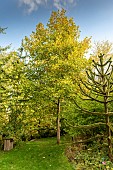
57;98;60;145
104;100;112;161
101;55;113;161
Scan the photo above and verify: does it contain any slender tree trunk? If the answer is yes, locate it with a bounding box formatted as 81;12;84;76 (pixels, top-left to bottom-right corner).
57;98;60;145
101;57;113;161
104;99;112;161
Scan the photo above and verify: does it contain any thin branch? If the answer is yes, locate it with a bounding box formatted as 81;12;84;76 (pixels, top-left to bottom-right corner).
93;57;111;67
107;99;113;103
73;135;105;144
107;123;113;132
79;84;105;103
93;64;102;75
67;121;105;129
72;98;113;115
80;79;104;95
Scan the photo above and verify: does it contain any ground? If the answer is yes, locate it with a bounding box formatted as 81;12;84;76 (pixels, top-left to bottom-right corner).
0;137;74;170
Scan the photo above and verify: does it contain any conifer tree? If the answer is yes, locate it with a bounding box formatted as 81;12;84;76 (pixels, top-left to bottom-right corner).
75;54;113;161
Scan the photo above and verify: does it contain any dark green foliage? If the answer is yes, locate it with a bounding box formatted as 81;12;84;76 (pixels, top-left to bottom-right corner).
66;141;113;169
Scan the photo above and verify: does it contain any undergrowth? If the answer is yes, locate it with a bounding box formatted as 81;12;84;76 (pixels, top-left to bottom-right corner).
65;140;113;170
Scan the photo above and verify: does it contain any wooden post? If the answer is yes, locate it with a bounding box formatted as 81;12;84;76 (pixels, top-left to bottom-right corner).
4;138;14;151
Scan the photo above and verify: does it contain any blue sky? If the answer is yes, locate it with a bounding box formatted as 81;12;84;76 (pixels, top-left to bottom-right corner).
0;0;113;50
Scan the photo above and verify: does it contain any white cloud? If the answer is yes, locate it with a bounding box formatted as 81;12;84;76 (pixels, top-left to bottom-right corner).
53;0;77;10
53;0;62;10
19;0;77;14
19;0;47;13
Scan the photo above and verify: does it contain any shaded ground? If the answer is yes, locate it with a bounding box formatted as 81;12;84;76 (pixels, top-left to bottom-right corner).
65;141;113;169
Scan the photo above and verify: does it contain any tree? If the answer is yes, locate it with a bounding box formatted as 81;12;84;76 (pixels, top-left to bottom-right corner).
75;54;113;161
0;27;10;53
0;51;30;140
22;9;91;144
90;41;113;62
0;28;30;141
0;27;9;135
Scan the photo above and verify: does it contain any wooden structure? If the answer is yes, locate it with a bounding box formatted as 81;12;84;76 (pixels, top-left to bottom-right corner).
4;138;14;151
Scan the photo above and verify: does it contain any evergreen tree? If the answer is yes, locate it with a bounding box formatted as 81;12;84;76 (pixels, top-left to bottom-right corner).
75;54;113;161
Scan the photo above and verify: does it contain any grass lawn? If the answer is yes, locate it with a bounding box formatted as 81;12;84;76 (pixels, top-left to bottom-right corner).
0;137;74;170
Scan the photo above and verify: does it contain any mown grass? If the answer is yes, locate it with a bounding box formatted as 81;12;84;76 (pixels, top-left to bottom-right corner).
0;137;74;170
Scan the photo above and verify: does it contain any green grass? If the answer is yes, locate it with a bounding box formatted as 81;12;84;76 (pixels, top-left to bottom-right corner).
0;137;74;170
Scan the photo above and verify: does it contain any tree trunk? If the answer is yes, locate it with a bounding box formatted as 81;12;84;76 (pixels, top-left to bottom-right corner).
57;98;60;145
104;100;112;161
101;55;112;161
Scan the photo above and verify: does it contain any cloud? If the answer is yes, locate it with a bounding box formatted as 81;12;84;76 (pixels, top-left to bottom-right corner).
19;0;47;13
53;0;77;10
19;0;77;14
53;0;62;10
